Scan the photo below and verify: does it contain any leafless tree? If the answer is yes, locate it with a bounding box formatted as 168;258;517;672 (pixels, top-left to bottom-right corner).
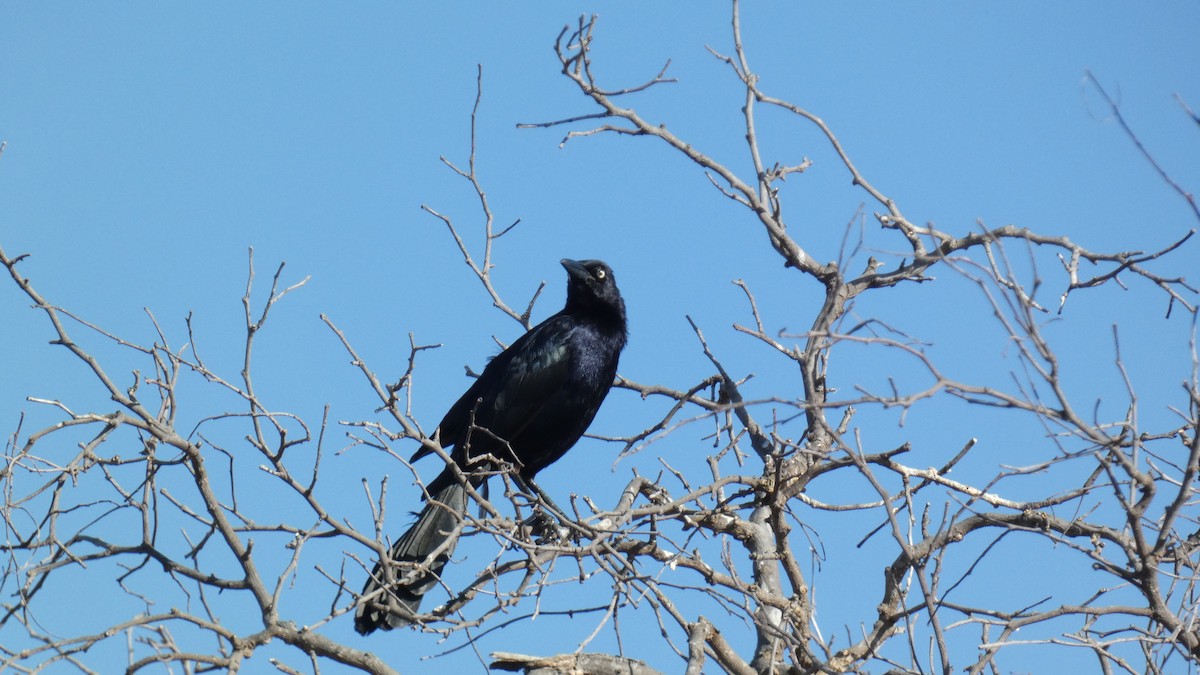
3;4;1198;674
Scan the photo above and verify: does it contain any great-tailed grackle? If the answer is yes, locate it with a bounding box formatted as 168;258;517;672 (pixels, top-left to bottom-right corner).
355;258;627;634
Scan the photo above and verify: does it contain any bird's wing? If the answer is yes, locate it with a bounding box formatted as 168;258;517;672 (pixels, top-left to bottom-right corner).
486;319;574;441
412;315;572;462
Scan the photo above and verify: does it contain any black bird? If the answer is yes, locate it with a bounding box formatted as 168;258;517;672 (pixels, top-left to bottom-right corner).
355;258;628;634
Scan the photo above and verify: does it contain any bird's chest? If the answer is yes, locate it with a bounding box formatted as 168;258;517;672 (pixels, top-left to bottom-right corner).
564;330;619;388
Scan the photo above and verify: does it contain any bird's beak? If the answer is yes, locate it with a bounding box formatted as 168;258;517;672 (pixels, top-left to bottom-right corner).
561;258;589;281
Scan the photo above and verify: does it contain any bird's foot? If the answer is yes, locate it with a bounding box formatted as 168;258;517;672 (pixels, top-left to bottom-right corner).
521;508;568;544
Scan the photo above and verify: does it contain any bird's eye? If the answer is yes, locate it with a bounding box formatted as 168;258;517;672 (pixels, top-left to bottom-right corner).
595;269;607;280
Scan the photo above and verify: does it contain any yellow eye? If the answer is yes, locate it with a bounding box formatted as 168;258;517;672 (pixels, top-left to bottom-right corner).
595;268;606;280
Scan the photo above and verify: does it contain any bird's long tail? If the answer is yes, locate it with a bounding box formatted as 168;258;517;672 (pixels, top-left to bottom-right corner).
354;481;468;634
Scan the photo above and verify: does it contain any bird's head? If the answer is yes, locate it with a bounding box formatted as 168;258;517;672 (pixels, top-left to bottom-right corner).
561;258;626;327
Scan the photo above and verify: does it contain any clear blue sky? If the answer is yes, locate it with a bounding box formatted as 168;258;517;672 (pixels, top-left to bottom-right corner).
2;3;1198;673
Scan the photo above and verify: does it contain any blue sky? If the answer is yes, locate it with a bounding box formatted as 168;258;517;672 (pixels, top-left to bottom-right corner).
2;3;1198;673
